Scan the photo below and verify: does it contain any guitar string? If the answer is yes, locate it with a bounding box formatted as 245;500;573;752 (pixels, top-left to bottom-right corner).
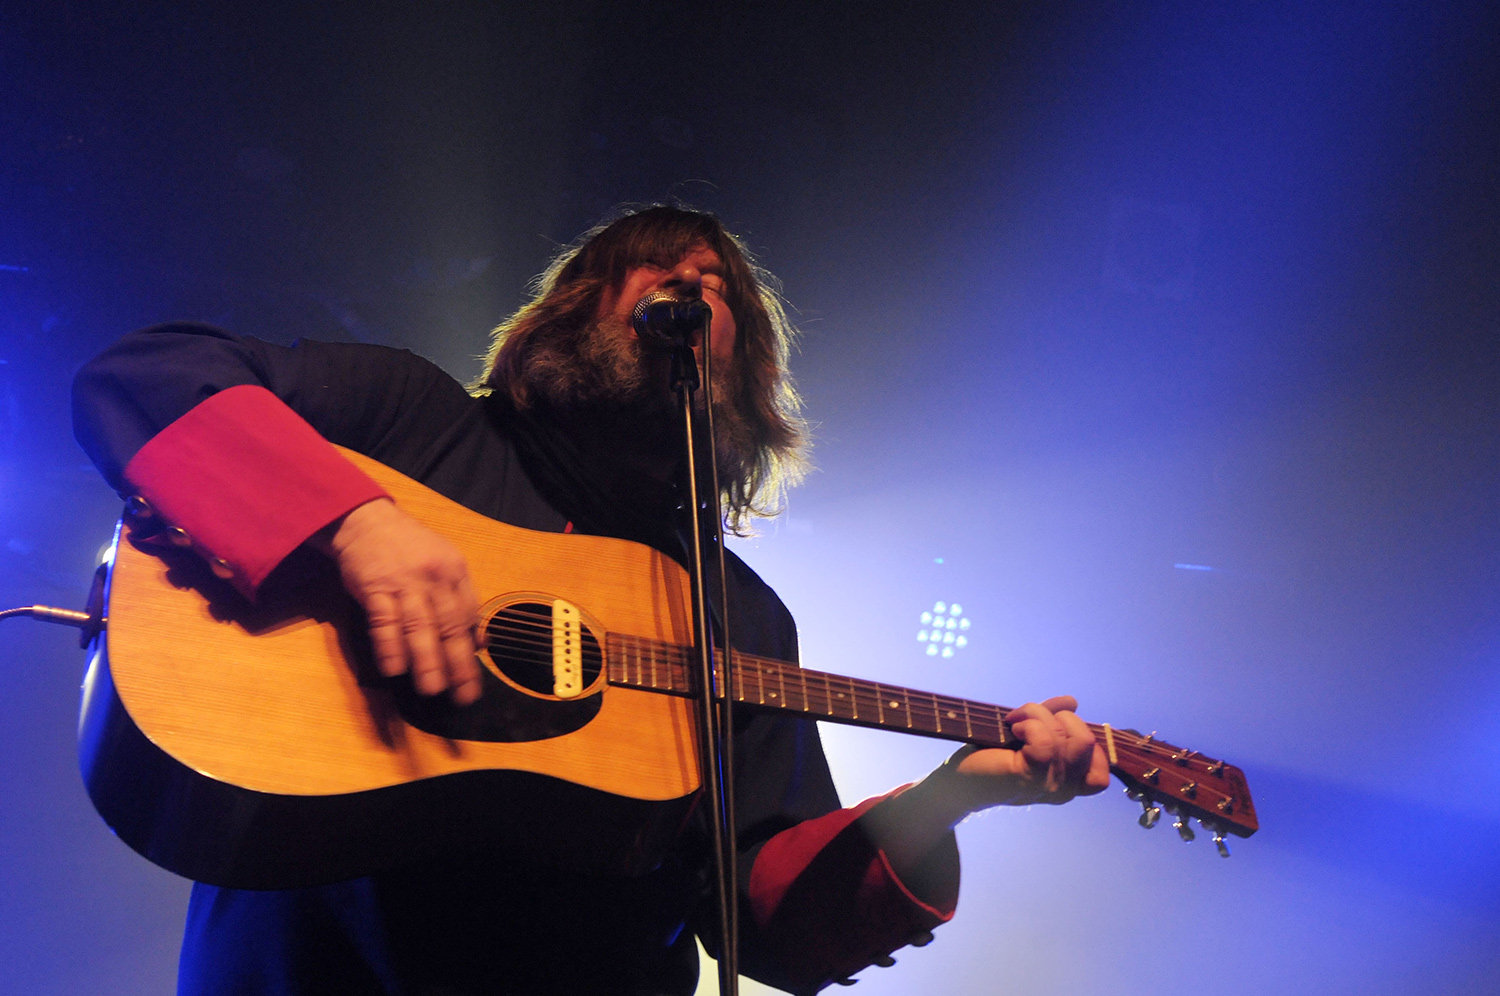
482;618;1203;758
474;618;1246;820
478;619;1221;766
487;620;1014;733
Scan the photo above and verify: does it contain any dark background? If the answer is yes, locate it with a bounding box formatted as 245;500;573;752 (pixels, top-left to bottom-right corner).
2;3;1497;993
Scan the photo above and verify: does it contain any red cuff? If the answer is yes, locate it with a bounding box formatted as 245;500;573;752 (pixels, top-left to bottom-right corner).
749;788;959;990
123;385;389;598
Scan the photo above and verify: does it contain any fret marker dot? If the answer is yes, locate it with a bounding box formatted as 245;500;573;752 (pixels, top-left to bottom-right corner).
889;700;900;709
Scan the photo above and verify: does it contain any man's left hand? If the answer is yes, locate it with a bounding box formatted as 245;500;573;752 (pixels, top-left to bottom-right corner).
943;695;1112;810
862;696;1111;876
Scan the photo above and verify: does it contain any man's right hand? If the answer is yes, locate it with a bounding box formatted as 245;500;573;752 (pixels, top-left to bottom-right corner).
319;498;483;705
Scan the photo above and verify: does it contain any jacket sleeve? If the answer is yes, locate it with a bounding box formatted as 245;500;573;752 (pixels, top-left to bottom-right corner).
715;557;961;994
71;322;453;597
745;790;959;992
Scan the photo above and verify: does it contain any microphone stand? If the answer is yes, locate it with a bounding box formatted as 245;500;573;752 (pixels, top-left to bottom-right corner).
664;320;740;996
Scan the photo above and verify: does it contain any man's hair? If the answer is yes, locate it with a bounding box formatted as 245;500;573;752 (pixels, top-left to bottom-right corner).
474;205;808;531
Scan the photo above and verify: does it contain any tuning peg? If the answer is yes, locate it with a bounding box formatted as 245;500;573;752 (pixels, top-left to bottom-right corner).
1138;799;1162;829
1173;811;1196;842
1212;829;1231;858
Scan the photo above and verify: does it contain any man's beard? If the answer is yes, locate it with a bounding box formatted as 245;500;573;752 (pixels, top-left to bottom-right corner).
516;314;757;486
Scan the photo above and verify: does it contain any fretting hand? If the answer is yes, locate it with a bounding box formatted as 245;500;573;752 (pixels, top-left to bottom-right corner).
943;696;1112;809
864;696;1111;875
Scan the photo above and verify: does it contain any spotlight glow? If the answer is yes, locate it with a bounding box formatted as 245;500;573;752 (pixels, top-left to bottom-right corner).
917;601;970;657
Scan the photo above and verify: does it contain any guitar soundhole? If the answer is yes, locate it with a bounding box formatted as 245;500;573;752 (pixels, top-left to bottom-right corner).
484;602;603;696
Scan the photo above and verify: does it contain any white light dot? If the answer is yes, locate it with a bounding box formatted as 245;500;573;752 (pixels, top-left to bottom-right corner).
942;646;954;658
960;618;971;630
950;604;963;615
943;632;955;644
933;601;947;614
956;635;967;648
920;611;932;624
926;645;938;656
945;618;957;629
917;630;928;642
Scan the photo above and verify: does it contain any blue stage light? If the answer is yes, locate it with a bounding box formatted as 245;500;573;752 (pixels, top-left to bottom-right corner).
917;600;970;657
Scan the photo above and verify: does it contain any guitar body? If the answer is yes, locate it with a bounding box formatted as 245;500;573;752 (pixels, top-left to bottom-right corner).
79;451;1258;889
80;450;704;889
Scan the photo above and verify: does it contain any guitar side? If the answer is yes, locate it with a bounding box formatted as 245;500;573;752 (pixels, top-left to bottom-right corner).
80;450;705;889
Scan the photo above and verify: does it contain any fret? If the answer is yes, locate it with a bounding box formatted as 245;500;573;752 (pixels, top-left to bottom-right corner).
602;632;1029;750
973;704;1004;744
933;696;965;737
732;654;747;702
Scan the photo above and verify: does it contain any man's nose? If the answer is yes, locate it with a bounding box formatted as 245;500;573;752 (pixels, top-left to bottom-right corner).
663;263;703;297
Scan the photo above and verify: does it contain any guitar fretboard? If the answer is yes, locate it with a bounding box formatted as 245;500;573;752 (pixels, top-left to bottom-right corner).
606;633;1016;748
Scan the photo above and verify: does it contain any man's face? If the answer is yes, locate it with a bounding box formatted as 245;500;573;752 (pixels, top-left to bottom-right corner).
598;245;739;368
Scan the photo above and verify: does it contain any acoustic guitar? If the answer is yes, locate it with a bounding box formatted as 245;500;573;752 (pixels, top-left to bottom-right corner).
79;449;1257;890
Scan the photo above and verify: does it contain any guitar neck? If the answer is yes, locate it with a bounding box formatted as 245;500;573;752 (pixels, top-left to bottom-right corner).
605;632;1021;748
604;631;1260;842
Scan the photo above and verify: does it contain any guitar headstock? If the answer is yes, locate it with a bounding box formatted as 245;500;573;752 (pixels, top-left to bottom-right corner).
1103;726;1258;857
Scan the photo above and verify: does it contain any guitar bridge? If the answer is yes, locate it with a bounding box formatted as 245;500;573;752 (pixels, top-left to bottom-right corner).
552;599;583;698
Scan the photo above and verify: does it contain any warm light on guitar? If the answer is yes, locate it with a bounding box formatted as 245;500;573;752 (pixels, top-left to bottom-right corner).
71;448;1256;890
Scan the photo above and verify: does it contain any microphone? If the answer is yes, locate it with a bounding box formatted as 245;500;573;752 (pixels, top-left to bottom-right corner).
631;291;711;350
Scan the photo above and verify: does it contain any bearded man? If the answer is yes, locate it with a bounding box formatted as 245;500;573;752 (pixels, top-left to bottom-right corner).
72;206;1107;996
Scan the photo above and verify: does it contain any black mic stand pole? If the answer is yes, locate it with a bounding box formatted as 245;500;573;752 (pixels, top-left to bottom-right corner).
666;323;739;996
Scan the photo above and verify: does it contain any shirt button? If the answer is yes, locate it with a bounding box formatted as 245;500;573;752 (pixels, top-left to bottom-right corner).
166;527;193;547
209;558;235;580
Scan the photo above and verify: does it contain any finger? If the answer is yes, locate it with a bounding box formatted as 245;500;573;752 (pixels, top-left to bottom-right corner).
397;589;447;696
1085;744;1112;794
1003;701;1053;726
454;575;485;705
1040;695;1078;716
1054;709;1097;771
1005;704;1063;770
430;580;481;705
456;573;482;641
364;591;409;677
1006;702;1064;746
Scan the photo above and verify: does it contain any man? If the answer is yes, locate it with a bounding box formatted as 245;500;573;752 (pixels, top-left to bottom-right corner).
73;206;1107;995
